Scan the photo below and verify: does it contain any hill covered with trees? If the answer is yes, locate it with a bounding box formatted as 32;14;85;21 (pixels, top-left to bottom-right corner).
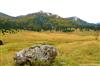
0;11;100;32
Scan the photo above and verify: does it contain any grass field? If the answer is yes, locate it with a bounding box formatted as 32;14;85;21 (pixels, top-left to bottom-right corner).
0;30;100;66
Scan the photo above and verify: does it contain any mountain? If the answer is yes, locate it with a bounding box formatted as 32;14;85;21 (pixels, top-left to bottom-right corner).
0;12;14;19
16;12;95;28
67;16;89;25
67;16;96;28
0;11;98;32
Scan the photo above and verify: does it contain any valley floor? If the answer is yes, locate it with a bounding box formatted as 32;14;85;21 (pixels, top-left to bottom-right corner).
0;31;100;66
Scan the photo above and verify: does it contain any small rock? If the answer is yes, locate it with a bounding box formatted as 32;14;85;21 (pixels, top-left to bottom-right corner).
0;40;3;45
60;61;66;65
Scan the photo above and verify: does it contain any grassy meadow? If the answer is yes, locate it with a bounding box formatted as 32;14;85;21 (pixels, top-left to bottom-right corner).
0;30;100;66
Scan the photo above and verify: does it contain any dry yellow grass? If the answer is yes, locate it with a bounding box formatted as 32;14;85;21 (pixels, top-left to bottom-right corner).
0;30;100;66
0;31;96;43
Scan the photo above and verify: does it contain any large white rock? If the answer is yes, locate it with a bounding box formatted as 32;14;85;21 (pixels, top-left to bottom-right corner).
14;44;57;66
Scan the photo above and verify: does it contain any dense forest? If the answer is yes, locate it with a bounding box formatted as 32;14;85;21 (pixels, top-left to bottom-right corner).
0;11;100;33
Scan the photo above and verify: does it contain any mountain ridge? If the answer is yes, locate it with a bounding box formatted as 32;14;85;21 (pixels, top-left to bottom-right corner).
0;11;93;24
0;11;100;32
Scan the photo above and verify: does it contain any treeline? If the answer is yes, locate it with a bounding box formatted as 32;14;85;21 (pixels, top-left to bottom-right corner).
0;11;100;32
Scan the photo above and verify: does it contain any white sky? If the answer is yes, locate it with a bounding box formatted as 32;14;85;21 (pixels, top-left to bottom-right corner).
0;0;100;23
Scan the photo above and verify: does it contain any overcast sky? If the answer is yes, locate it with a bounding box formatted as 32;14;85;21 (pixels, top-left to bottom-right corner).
0;0;100;23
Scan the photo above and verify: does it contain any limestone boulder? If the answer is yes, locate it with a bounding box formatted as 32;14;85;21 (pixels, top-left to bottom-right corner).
14;44;57;66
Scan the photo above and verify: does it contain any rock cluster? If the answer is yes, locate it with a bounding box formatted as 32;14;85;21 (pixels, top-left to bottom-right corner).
14;44;57;66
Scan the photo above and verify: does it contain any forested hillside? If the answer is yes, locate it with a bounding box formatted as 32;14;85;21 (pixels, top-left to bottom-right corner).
0;11;100;32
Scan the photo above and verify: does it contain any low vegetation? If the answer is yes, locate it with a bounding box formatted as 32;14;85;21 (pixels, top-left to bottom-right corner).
0;30;100;66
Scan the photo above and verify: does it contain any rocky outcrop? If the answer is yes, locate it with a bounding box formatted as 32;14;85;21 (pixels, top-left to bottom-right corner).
14;44;57;66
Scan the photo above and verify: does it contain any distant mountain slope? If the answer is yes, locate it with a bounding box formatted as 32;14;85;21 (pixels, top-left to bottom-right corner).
67;16;89;25
0;11;98;32
67;16;96;28
0;12;13;19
